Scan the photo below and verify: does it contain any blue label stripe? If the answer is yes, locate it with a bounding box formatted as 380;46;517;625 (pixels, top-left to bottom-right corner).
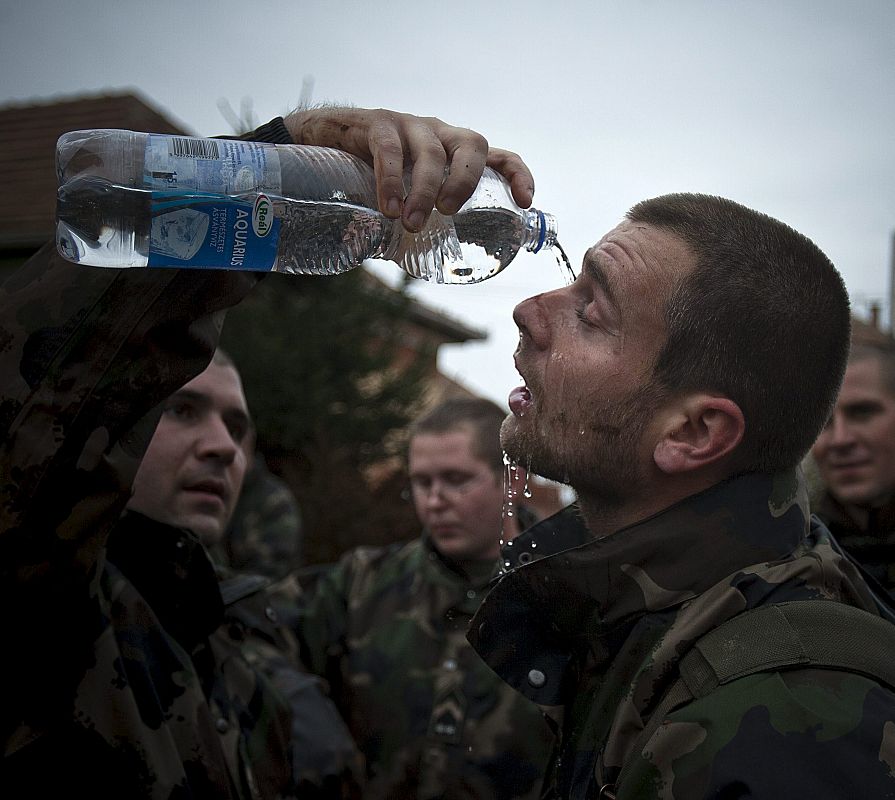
147;191;279;271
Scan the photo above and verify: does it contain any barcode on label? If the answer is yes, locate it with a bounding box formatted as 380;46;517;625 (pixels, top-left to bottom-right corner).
169;137;220;160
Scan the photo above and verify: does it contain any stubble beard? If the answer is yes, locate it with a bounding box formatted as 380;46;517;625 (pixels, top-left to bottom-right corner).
500;382;664;511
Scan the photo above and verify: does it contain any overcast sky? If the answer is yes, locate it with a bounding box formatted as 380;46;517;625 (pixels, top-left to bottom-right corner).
2;0;893;406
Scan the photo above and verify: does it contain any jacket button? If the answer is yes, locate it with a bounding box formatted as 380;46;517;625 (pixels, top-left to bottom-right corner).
527;669;546;688
215;717;229;733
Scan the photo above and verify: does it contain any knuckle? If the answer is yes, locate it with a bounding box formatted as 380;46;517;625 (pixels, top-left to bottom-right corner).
419;138;448;163
467;130;489;153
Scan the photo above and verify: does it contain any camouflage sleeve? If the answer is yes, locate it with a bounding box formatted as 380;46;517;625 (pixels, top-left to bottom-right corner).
225;461;303;578
0;121;288;712
1;245;259;580
293;555;358;682
228;584;365;797
620;669;895;798
0;244;261;710
0;119;291;612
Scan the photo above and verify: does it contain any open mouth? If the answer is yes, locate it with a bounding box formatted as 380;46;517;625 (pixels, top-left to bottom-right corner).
509;361;534;417
508;385;533;417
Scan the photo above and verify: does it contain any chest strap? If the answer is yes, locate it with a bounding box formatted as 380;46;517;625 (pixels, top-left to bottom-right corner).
600;600;895;798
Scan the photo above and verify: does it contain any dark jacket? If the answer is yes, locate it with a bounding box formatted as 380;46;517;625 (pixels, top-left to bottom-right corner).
813;489;895;593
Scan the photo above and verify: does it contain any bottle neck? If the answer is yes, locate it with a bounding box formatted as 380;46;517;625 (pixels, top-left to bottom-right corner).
521;209;557;253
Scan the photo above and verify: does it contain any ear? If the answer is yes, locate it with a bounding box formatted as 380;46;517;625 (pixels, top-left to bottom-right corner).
653;395;745;475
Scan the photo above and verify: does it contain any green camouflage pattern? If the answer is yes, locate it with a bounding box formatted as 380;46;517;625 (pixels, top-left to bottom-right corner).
220;565;365;798
104;509;294;798
0;241;280;797
293;537;556;800
468;470;895;799
217;454;303;579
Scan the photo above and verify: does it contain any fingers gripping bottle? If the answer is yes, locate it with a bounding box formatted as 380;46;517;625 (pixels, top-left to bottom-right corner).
55;129;558;284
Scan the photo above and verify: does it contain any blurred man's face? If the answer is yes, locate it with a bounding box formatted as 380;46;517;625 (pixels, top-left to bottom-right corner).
128;360;251;545
409;426;505;562
812;356;895;508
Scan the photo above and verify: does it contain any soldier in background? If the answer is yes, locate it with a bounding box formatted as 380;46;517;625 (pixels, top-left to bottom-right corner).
125;347;364;798
811;341;895;592
294;397;555;800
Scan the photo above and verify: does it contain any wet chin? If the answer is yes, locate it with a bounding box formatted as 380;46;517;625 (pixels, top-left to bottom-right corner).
500;417;560;483
500;416;527;461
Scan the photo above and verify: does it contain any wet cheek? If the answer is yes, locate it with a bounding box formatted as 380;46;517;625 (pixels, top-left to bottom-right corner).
541;356;574;419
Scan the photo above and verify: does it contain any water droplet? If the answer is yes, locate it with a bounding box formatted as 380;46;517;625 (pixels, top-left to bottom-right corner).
501;450;519;528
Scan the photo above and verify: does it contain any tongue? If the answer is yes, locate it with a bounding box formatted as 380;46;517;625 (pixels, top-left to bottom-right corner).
508;386;532;416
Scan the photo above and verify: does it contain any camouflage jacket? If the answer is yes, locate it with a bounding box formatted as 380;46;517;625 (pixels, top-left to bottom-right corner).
216;453;303;579
294;537;556;800
216;553;365;800
468;471;895;799
0;117;309;800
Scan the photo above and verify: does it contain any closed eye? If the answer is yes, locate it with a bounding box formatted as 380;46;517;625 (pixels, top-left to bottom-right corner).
576;304;617;335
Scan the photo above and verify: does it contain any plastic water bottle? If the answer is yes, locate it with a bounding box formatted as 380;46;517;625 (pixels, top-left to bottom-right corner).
55;129;557;284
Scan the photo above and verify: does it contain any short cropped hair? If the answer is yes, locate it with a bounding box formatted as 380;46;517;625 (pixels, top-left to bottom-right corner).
408;397;508;474
849;342;895;396
627;193;851;474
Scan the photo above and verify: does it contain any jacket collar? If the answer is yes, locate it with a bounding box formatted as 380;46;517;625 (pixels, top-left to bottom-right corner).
106;510;224;651
468;469;809;706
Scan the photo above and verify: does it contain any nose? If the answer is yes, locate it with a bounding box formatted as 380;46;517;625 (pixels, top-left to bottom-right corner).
415;481;451;513
195;414;239;464
514;288;564;351
825;413;857;450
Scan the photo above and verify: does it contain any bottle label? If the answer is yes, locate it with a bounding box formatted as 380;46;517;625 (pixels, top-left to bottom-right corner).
144;135;282;194
148;192;280;271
